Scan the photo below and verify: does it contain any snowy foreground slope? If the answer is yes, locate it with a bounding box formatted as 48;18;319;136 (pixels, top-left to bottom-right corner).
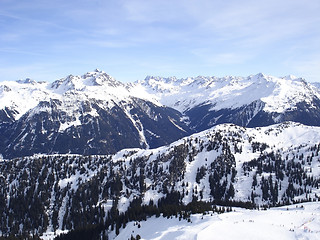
113;202;320;240
1;121;320;238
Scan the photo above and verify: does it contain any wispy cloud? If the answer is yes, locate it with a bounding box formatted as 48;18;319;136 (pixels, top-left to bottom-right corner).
191;48;253;65
121;0;186;23
0;0;319;82
180;0;320;46
283;54;320;82
0;48;46;56
0;63;60;81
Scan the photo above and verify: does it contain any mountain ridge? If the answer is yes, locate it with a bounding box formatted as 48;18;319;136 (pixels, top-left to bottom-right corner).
0;70;191;159
1;70;320;159
133;73;320;130
0;121;319;237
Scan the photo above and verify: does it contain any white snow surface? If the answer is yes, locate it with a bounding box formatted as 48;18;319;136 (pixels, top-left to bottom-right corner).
113;202;320;240
133;73;320;113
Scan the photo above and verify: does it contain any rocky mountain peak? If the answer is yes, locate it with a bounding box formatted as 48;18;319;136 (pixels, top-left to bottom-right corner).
16;78;37;85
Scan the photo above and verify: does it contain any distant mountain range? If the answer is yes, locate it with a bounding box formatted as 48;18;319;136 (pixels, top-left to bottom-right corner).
1;69;320;158
137;73;320;130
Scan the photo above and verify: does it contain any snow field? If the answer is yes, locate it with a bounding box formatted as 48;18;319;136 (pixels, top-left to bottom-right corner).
114;202;320;240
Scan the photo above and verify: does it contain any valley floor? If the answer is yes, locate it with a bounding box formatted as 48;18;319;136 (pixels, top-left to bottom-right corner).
111;202;320;240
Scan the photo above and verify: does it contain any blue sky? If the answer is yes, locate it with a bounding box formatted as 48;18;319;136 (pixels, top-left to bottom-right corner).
0;0;320;82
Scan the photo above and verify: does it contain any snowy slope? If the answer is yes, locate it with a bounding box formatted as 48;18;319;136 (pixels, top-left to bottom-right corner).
311;82;320;90
0;78;51;121
114;202;320;240
109;121;320;206
1;121;320;237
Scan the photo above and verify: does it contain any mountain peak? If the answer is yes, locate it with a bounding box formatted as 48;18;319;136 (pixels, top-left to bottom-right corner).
281;74;298;80
50;70;124;93
16;78;37;85
82;69;124;88
255;72;266;78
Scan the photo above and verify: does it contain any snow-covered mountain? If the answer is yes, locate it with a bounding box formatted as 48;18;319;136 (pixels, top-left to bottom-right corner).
134;73;320;130
0;69;190;159
0;69;163;124
1;70;320;158
1;121;319;238
2;70;320;239
311;81;320;91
